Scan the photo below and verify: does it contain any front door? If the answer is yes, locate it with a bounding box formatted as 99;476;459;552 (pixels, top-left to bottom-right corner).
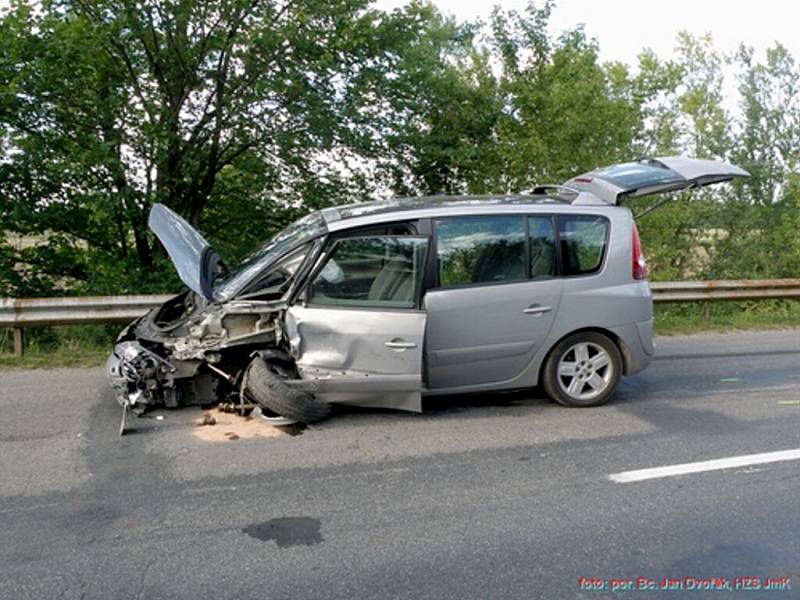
424;214;562;390
285;235;429;412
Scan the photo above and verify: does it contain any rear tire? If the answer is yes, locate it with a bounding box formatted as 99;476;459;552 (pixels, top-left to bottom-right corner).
542;332;622;408
243;358;331;423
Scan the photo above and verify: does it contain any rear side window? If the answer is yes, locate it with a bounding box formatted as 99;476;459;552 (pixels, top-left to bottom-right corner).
557;216;609;275
436;216;526;286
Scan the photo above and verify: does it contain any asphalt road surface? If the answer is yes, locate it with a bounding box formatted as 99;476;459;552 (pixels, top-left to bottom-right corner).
2;330;800;599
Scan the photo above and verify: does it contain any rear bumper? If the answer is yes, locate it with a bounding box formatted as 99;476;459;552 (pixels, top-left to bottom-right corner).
610;318;654;376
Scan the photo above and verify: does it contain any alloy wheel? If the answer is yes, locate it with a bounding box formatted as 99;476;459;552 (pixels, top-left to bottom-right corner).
556;342;614;402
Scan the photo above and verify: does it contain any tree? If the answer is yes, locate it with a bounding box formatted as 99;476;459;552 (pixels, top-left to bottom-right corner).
0;0;465;294
3;0;797;297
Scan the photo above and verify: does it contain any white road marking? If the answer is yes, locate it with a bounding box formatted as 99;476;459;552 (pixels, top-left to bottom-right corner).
609;448;800;483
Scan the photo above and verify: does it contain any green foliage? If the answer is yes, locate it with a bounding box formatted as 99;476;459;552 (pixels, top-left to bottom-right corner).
0;323;116;367
654;300;800;336
1;0;799;300
1;0;469;292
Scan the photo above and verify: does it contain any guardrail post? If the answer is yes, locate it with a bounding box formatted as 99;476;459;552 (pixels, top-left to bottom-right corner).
13;327;25;356
702;302;710;325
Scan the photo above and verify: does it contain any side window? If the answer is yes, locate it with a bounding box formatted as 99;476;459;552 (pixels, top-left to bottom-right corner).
557;216;609;276
528;216;556;278
436;216;526;287
308;236;428;309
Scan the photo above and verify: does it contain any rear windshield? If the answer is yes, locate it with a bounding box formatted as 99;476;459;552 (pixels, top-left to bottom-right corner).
593;162;684;189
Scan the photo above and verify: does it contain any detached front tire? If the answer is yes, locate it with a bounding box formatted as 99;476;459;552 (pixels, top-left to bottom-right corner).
542;332;622;408
244;358;331;424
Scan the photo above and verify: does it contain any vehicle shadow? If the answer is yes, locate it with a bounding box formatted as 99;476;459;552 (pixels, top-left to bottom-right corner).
327;386;554;422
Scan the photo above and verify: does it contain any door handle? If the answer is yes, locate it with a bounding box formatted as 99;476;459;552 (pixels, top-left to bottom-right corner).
385;339;417;350
523;304;552;315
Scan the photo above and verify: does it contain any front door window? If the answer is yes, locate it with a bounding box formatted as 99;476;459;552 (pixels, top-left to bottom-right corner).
309;236;428;309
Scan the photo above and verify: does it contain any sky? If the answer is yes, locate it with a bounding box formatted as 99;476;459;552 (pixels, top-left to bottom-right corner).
377;0;800;66
5;0;796;67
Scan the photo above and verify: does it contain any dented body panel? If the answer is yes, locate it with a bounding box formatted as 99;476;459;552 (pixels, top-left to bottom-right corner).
285;305;426;411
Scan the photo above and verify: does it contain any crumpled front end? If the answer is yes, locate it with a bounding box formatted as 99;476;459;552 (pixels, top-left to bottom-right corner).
106;340;181;408
106;291;285;411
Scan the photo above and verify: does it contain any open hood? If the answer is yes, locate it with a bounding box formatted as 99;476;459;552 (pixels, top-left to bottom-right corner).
564;156;750;205
148;203;220;301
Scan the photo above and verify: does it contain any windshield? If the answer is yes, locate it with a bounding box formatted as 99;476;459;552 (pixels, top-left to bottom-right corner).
212;211;326;301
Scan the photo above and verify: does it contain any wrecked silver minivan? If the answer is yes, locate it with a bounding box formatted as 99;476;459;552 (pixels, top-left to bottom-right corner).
107;156;748;425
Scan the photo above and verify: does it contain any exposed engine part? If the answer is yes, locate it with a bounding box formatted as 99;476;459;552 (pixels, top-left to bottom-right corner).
206;363;234;382
162;303;281;362
108;291;290;420
218;400;256;416
107;340;219;410
107;341;178;408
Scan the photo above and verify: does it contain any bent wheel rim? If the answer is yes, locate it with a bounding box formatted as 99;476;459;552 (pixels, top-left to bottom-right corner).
556;342;613;401
254;406;298;427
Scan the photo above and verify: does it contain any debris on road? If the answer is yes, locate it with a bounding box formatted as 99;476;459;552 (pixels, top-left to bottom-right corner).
193;409;284;443
218;400;257;416
199;414;216;426
119;403;128;437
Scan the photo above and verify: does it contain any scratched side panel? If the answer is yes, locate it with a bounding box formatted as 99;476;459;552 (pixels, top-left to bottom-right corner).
284;306;426;412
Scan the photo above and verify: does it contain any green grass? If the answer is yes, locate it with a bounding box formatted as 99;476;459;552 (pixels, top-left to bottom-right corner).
0;343;109;369
0;324;116;369
653;299;800;335
3;300;800;369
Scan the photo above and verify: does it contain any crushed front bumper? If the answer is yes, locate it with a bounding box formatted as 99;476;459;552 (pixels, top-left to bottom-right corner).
106;341;178;409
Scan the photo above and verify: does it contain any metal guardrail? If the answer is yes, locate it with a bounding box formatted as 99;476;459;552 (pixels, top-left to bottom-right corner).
651;278;800;302
2;279;800;355
0;295;174;327
0;295;172;355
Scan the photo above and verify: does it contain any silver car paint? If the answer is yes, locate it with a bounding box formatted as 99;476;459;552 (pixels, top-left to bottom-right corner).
285;305;427;411
424;278;563;389
148;204;215;299
289;202;651;404
420;205;652;398
565;156;749;204
114;156;748;414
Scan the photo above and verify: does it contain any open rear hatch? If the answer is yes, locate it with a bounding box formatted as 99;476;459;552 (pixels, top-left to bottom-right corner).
565;157;750;205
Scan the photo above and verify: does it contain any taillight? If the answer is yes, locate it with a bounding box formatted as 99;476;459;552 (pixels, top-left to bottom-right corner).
632;222;648;280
